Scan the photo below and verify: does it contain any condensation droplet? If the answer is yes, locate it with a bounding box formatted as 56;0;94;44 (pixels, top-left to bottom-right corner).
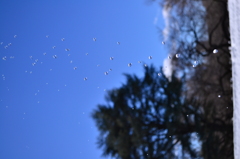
93;38;96;41
104;72;108;75
43;52;46;55
2;56;7;60
194;61;198;65
30;56;33;59
213;49;218;54
61;38;65;41
68;54;71;56
14;35;17;38
97;64;100;67
8;43;12;46
193;65;196;68
86;53;89;55
110;57;114;60
117;42;120;45
52;46;56;49
144;64;148;67
32;63;36;66
53;55;57;59
128;63;132;67
158;73;161;76
109;69;112;71
46;35;49;38
162;41;165;45
84;77;88;81
73;67;77;70
176;54;180;58
65;49;70;51
29;71;32;74
138;61;141;63
168;56;172;59
148;56;152;59
70;60;73;63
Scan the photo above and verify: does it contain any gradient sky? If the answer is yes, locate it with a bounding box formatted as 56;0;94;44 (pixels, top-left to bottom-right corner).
0;0;168;158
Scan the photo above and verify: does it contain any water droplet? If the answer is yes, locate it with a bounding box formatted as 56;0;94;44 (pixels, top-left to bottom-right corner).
73;67;77;70
109;69;112;71
144;64;148;67
2;56;7;60
4;45;8;49
218;95;221;98
14;35;17;38
168;56;172;59
43;52;46;55
193;65;196;68
53;55;57;59
65;48;70;51
104;72;108;75
10;56;14;59
61;38;65;41
46;35;49;38
110;57;114;60
213;49;218;54
8;43;12;46
84;77;88;81
93;38;96;41
158;73;161;76
128;63;132;67
117;42;120;45
70;60;73;63
35;59;38;62
86;53;89;55
148;56;152;59
162;41;165;45
176;54;180;58
52;46;56;49
46;83;48;85
194;61;198;65
29;71;32;74
138;61;142;63
30;56;33;59
32;63;36;66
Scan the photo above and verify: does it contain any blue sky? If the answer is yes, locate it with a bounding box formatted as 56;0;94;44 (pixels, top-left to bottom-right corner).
0;0;167;158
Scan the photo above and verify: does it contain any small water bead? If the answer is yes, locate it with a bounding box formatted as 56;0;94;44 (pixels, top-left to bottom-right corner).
128;63;132;67
4;46;8;49
43;52;46;55
97;64;100;67
104;72;108;75
32;63;36;66
61;38;65;41
110;57;114;60
53;55;57;59
194;61;198;65
52;46;56;49
109;69;112;71
148;56;152;59
176;54;180;58
50;69;52;71
29;71;32;74
93;38;97;41
117;42;120;45
10;56;14;59
73;67;77;70
30;56;33;59
84;77;88;81
65;49;70;51
35;59;38;62
162;41;165;45
158;73;161;76
14;35;17;38
8;43;12;46
144;64;148;67
46;35;49;38
86;53;89;55
213;49;218;54
138;61;142;63
2;56;7;60
168;56;172;59
70;60;73;63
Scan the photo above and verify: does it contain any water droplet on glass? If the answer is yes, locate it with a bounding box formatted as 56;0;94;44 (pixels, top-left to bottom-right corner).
128;63;132;67
176;54;180;58
2;56;7;60
109;68;112;71
29;71;32;74
35;59;38;62
86;53;89;55
117;42;120;45
93;38;96;41
53;55;57;59
14;35;17;38
218;95;221;98
10;56;14;59
84;77;88;81
61;38;65;41
138;61;142;63
162;41;165;45
65;48;70;51
30;56;33;59
46;35;49;38
148;56;152;59
73;67;77;70
70;60;73;63
110;57;114;60
104;72;108;75
168;56;172;59
144;64;148;67
4;45;8;49
8;43;12;46
52;46;56;49
32;63;36;66
158;73;161;76
213;49;218;54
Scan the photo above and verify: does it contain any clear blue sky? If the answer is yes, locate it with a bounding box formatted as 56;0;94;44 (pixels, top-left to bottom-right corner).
0;0;167;158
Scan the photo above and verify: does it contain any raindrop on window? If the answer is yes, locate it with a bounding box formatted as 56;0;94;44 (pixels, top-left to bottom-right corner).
93;38;96;41
109;69;112;71
110;57;114;60
14;35;17;38
4;46;8;49
97;64;100;67
168;56;172;59
138;61;142;63
162;41;165;45
86;53;89;55
65;49;70;51
32;63;36;66
194;61;198;65
53;55;57;59
176;54;180;58
46;35;49;38
128;63;132;67
6;106;8;108
213;49;218;54
68;54;71;56
8;43;12;46
29;71;32;74
43;52;46;55
148;56;152;59
61;38;65;41
70;60;73;63
144;64;148;67
2;56;7;60
158;73;161;76
35;59;38;62
104;72;108;75
117;42;120;45
73;67;77;70
10;56;14;59
52;46;56;49
0;42;3;45
50;69;52;71
84;77;88;81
